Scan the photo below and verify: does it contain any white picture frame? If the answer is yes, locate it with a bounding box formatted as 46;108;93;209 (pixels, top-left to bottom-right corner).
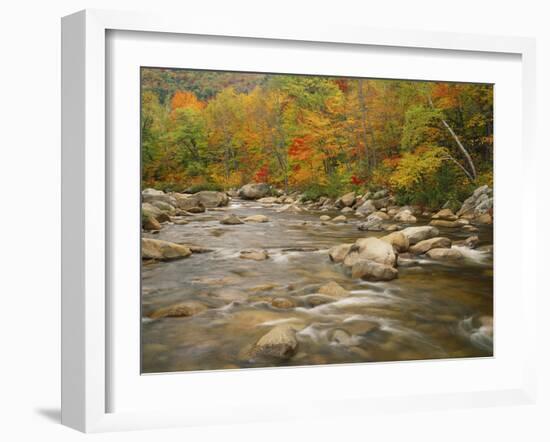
61;9;537;433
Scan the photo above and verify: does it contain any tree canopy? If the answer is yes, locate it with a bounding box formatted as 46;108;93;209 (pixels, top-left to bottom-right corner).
141;68;493;208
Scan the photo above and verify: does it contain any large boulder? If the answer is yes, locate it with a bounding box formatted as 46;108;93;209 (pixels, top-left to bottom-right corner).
172;194;205;213
149;301;208;319
142;188;177;206
142;202;170;223
194;191;229;208
345;237;397;267
239;183;271;200
141;238;192;261
356;200;377;216
328;243;353;263
249;325;298;361
409;237;452;255
336;192;356;208
351;259;398;281
457;185;493;217
401;226;440;245
358;213;385;231
380;232;409;253
150;200;177;215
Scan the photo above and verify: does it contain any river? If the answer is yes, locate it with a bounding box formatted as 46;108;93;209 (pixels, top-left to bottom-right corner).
141;198;493;373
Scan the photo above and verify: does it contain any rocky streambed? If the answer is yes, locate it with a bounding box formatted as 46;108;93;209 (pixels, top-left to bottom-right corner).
141;184;494;373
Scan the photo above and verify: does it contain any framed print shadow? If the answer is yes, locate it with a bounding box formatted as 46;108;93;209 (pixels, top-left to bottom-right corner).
140;68;494;374
61;9;537;433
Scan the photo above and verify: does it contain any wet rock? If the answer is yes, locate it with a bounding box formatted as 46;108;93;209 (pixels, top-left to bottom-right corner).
318;281;349;298
141;238;192;261
332;215;347;223
409;237;452;255
431;208;458;221
462;224;479;232
358;213;385;231
249;325;298;361
351;259;398;281
429;219;461;228
328;243;353;263
220;214;244;225
239;183;271;200
243;214;269;223
186;245;213;254
171;218;189;225
384;224;401;232
240;249;269;261
194;190;229;208
320;215;331;221
282;246;319;252
380;232;409;253
356;200;377;216
341;207;355;214
149;301;208;319
401;226;440;245
393;209;417;223
271;297;297;309
426;248;464;260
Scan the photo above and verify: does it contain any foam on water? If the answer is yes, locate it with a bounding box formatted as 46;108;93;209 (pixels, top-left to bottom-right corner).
453;245;489;263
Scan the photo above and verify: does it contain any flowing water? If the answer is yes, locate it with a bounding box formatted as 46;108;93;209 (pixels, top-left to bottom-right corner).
141;199;493;373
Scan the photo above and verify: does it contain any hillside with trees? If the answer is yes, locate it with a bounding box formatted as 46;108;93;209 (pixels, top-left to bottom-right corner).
141;68;493;210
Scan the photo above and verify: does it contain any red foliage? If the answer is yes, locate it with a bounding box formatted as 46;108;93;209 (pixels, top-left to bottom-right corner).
350;175;364;185
254;165;269;183
334;79;349;93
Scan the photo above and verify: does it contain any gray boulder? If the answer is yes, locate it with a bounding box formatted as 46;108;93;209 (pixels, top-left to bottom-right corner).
239;183;271;200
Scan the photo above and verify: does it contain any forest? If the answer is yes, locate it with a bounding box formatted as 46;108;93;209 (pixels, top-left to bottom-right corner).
141;68;493;210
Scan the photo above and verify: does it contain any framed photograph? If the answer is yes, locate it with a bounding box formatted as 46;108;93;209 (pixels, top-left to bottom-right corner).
61;9;537;432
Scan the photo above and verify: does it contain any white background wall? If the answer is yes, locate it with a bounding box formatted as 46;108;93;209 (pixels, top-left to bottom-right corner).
0;1;547;440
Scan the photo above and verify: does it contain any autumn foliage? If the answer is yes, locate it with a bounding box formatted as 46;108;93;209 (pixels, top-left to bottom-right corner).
142;69;493;207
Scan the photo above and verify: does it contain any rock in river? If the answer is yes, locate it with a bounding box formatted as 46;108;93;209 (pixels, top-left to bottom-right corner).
220;214;244;225
271;297;297;309
149;301;208;319
409;237;452;255
243;214;269;223
141;238;192;261
332;215;347;223
249;325;298;361
142;213;161;231
194;190;229;208
432;208;458;221
393;209;417;223
429;219;461;228
351;259;398;281
400;226;440;245
318;281;349;298
240;249;269;261
348;237;397;267
239;183;271;200
380;232;409;253
426;247;464;260
328;243;353;263
336;191;356;208
320;215;331;221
